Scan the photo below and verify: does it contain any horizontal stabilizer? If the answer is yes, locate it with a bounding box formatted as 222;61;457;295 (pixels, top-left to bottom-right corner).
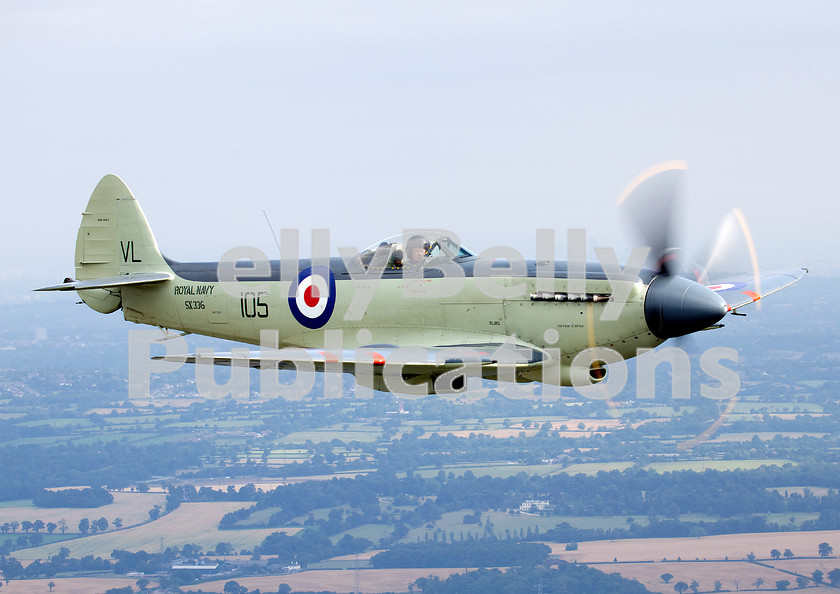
707;267;808;311
35;272;173;292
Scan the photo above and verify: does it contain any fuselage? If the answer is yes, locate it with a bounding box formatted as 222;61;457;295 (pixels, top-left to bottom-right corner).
119;254;665;386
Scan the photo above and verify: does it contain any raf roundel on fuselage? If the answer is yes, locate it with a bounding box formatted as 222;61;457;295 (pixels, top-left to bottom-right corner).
288;266;337;329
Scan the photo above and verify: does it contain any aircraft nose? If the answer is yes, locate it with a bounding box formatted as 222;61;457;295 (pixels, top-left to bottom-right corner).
644;275;729;339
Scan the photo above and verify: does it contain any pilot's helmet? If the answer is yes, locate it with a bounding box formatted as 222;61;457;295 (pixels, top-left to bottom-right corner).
407;234;430;254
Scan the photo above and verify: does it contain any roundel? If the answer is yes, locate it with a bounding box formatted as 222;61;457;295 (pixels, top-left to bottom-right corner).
288;266;336;329
707;281;747;293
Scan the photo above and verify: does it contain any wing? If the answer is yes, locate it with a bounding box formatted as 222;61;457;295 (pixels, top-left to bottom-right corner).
153;342;547;394
706;267;807;311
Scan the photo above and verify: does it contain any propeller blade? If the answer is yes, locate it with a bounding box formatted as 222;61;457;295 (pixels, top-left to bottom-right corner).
693;207;761;286
617;161;687;276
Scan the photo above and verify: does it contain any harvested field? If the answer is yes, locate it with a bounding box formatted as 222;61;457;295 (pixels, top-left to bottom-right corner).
559;419;624;430
15;502;292;560
0;491;166;528
546;529;840;564
200;568;467;593
764;556;840;577
603;560;819;594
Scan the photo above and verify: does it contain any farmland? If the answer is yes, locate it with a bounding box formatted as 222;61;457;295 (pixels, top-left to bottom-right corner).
16;502;295;560
0;492;166;529
552;531;840;593
0;280;839;590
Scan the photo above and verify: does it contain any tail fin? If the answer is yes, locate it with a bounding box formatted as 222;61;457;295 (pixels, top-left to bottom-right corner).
75;174;167;280
38;175;172;313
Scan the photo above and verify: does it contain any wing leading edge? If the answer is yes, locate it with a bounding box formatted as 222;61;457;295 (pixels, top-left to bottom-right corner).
154;342;547;394
708;267;807;311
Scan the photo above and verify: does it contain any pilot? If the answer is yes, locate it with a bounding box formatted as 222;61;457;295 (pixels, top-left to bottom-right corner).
363;242;392;269
390;247;404;269
405;235;430;264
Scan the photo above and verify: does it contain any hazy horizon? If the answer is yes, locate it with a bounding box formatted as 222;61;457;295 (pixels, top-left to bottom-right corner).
3;1;838;299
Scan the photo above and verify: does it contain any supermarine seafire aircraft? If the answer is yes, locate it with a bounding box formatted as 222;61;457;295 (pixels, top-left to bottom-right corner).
38;163;806;396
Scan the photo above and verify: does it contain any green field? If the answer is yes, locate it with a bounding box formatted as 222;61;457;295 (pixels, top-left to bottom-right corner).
409;463;566;479
550;462;636;476
18;418;94;428
4;436;73;447
645;459;794;473
331;523;393;545
711;432;827;442
279;430;382;444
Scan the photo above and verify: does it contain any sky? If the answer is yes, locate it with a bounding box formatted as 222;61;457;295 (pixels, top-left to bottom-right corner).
2;1;838;301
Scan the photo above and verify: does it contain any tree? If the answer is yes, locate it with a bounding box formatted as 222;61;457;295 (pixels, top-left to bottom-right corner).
95;517;109;533
747;551;756;562
224;581;247;594
46;522;57;534
182;543;203;558
136;577;150;591
78;518;90;535
819;542;833;558
714;581;722;592
215;542;234;556
20;521;32;534
813;569;824;584
783;548;793;559
661;573;674;584
796;576;808;589
113;517;123;530
770;548;781;559
58;519;67;534
829;568;840;587
148;505;161;521
48;582;55;592
689;579;699;593
754;577;764;589
33;520;44;533
775;580;789;591
674;582;689;594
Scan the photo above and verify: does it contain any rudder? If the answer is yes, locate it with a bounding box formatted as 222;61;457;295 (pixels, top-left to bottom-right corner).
74;175;168;313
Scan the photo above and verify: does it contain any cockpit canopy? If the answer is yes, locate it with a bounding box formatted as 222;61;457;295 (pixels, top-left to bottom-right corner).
359;232;474;270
